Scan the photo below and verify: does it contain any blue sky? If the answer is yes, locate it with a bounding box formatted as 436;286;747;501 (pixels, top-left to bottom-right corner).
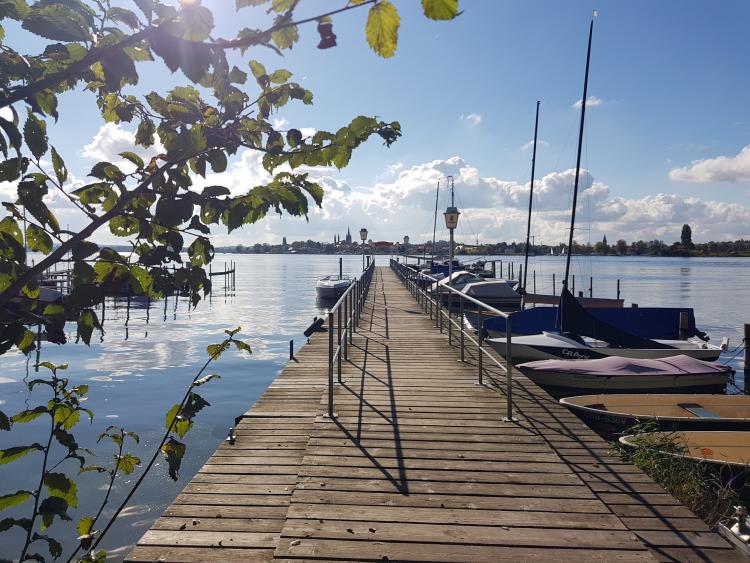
3;0;750;245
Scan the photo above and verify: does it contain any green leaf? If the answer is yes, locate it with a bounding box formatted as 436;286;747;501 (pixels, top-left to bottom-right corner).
44;472;78;508
108;6;140;29
271;16;298;50
179;4;213;41
26;224;53;254
0;157;26;182
133;0;153;21
50;146;67;184
23;112;48;159
77;515;94;536
0;444;44;465
10;407;47;424
269;69;292;84
192;374;220;387
365;0;400;58
161;437;186;481
207;340;230;359
77;309;100;345
236;0;270;8
249;59;266;80
234;340;252;354
53;404;80;431
0;517;31;532
115;453;140;475
187;237;213;267
0;490;33;511
39;495;71;530
22;2;91;41
118;151;144;168
422;0;459;20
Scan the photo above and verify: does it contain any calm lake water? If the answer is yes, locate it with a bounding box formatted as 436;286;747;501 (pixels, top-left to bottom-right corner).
0;254;748;559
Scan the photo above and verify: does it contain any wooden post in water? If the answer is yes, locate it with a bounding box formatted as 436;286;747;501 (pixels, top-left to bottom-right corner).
679;312;689;340
572;274;575;294
617;279;621;300
491;261;496;278
552;273;556;296
744;323;749;380
339;257;343;280
589;276;593;298
533;270;536;295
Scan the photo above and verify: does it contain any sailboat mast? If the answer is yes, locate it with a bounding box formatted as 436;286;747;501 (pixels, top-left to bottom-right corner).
522;100;540;308
431;181;440;260
563;19;594;288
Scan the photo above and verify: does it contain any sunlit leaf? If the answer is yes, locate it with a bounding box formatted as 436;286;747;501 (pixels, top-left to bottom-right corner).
0;444;44;465
365;0;400;58
0;490;33;511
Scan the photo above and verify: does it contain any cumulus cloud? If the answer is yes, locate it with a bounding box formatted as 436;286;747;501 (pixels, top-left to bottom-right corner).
573;96;604;109
82;123;163;170
459;113;482;126
669;146;750;183
521;139;550;151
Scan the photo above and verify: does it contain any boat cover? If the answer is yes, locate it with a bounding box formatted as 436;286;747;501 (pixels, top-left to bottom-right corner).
463;281;519;299
518;354;732;376
558;288;672;349
482;305;702;340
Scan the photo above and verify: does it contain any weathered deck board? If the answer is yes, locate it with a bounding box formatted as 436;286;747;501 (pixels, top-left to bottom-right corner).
126;266;744;562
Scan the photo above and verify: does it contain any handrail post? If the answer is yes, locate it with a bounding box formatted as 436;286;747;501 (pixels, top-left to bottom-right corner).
328;311;334;418
348;290;354;343
438;286;443;332
505;316;513;421
448;291;452;345
478;319;484;385
343;292;349;359
337;304;342;383
459;297;465;362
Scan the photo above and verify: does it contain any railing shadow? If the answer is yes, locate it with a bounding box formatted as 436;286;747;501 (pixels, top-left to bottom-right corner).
333;273;408;494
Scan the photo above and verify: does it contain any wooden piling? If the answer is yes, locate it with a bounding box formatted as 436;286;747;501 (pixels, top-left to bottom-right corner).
679;312;690;340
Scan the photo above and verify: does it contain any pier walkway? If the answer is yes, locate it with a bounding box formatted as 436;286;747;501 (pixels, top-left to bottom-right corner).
126;266;743;562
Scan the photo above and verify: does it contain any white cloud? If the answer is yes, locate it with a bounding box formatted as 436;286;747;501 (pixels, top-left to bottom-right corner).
521;139;550;151
573;96;604;109
669;145;750;183
196;154;750;246
459;113;482;126
82;123;163;171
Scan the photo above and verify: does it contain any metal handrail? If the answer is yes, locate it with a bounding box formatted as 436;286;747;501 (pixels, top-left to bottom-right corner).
390;259;515;421
326;259;375;418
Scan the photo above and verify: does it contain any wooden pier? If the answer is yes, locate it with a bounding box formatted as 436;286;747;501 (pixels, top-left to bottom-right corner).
126;266;744;562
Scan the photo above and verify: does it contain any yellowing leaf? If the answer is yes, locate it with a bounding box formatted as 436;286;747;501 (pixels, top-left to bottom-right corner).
365;0;400;58
422;0;459;20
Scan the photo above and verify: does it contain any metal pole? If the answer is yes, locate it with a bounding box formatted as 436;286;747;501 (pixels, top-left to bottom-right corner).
343;293;348;360
289;339;294;361
339;257;342;280
552;273;556;296
533;270;536;295
328;311;334;418
348;290;354;343
617;279;621;300
478;319;484;385
505;316;513;421
572;274;575;295
589;276;593;298
337;304;342;382
438;286;443;332
459;298;465;361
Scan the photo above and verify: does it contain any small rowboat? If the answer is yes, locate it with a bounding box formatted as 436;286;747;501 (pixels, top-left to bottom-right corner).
619;431;750;468
315;275;352;300
518;355;732;398
561;393;750;436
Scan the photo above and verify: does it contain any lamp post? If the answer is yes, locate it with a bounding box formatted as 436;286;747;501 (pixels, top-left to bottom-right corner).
360;228;368;271
443;177;460;283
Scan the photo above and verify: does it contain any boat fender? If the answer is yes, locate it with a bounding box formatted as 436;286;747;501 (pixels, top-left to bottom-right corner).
304;317;326;338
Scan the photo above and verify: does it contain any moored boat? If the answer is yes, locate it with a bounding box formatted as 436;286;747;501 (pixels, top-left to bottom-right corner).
619;431;750;468
315;275;352;300
519;355;732;396
561;390;748;436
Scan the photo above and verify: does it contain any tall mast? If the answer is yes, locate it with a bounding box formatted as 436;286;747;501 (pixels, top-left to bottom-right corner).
563;18;594;289
431;181;440;259
521;100;540;308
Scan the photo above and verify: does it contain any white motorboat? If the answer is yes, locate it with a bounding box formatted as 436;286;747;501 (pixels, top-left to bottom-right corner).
488;330;727;364
429;271;481;293
461;280;520;311
315;275;351;300
517;355;732;395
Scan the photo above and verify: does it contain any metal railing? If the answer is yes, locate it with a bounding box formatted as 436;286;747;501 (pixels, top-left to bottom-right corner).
390;259;515;421
326;259;376;418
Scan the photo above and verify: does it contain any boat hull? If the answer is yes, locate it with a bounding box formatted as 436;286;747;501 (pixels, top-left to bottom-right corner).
561;393;747;437
488;335;723;364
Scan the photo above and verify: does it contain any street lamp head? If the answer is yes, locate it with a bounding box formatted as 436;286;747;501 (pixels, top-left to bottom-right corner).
444;206;460;230
359;228;368;241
